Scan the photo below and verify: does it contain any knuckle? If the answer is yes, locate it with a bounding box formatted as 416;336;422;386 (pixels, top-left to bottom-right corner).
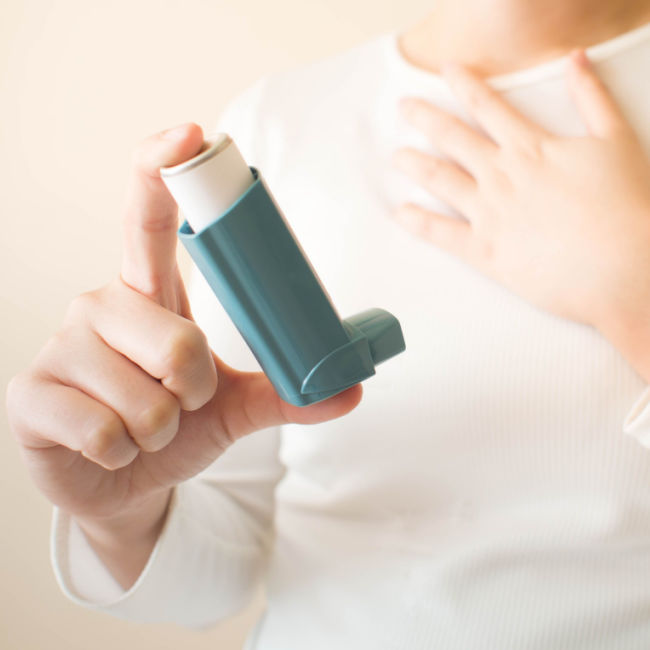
64;290;100;325
136;397;180;443
43;329;69;353
5;372;32;430
162;324;207;377
130;131;163;175
516;138;544;162
6;371;53;447
6;371;26;408
84;414;126;462
424;158;454;190
96;280;118;302
36;326;82;369
424;164;440;188
484;159;513;195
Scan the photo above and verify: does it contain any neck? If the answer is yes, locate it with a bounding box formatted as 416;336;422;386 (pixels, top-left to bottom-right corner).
399;0;650;76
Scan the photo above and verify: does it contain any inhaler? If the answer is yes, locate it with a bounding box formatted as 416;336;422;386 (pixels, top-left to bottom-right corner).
160;134;405;407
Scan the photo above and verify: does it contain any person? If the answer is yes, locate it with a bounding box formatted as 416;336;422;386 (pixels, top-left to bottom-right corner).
6;0;650;647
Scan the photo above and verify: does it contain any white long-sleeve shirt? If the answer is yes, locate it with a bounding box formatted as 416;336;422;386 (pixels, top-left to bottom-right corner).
52;21;650;649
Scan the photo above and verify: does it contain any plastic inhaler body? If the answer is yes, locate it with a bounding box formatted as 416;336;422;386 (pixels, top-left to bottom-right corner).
161;134;405;406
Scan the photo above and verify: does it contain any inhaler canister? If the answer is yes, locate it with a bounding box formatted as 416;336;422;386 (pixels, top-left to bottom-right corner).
160;134;254;232
160;133;405;406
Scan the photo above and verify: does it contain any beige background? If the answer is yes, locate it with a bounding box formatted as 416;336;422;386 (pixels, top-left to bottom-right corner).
0;1;431;648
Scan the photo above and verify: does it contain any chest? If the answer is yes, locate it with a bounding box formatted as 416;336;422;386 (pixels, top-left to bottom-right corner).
265;69;650;514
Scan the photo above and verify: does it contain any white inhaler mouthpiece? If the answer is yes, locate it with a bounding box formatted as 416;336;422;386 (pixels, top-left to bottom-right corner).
160;133;254;233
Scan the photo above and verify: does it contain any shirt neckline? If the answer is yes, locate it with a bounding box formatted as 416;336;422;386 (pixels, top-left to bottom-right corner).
385;18;650;91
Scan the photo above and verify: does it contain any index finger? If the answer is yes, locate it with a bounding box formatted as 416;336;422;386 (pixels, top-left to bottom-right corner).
121;123;204;303
442;63;546;146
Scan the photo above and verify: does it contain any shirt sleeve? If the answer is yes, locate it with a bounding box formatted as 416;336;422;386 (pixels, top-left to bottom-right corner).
623;386;650;448
50;74;286;627
51;424;283;627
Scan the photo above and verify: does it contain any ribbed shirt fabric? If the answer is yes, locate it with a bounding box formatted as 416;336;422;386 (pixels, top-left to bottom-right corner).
52;22;650;649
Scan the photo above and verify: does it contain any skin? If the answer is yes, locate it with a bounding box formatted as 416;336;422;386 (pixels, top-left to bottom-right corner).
398;0;650;77
6;124;362;589
6;0;650;592
392;51;650;384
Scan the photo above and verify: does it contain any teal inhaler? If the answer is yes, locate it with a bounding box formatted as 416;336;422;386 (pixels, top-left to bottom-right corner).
161;134;405;407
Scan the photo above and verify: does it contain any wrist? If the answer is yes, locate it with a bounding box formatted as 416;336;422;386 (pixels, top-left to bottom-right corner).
74;488;173;589
76;488;172;544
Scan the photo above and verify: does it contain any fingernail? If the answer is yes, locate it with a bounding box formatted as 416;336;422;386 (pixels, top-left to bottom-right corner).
161;124;191;140
570;49;590;68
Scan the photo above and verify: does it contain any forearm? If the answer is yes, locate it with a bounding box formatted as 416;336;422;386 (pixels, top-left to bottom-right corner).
73;488;173;590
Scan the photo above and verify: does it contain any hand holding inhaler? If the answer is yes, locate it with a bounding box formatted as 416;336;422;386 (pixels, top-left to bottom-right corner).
6;124;377;588
161;133;405;406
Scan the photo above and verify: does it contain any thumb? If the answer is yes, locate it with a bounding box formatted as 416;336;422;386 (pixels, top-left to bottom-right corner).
567;49;630;138
213;359;364;439
121;123;204;305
